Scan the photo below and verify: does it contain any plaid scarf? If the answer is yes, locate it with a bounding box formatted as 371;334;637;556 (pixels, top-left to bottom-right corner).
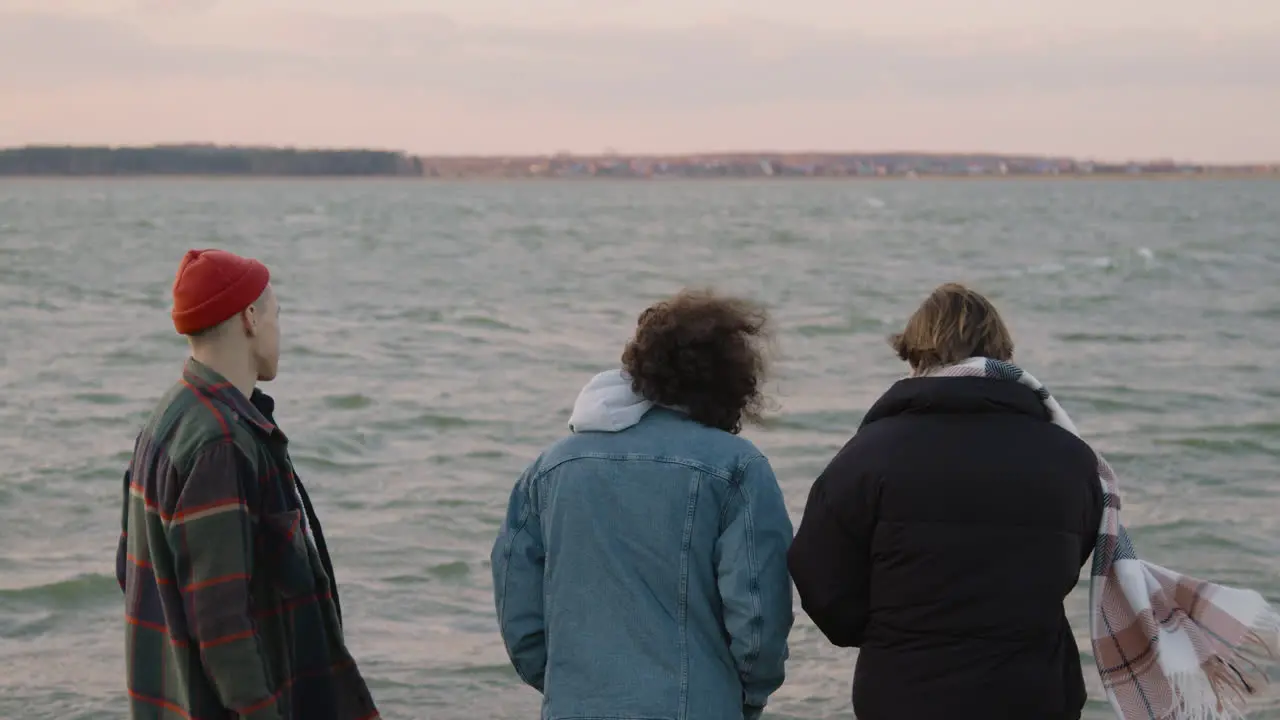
925;357;1280;720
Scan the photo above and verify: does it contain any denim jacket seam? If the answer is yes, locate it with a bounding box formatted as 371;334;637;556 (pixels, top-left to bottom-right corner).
552;716;676;720
739;483;763;679
733;454;767;481
675;473;700;720
718;455;766;528
496;484;540;689
535;452;737;482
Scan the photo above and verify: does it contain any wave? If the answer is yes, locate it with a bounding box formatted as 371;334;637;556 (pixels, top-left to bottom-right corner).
289;343;359;360
287;454;383;473
1055;332;1186;344
368;412;478;432
763;409;864;433
1152;436;1277;455
383;561;471;585
794;315;888;337
1053;386;1167;414
1193;420;1280;435
0;573;117;609
69;392;129;406
456;315;527;334
322;393;376;410
370;307;446;323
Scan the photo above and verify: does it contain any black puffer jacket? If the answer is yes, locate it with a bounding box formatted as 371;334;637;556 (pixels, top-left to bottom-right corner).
788;376;1104;720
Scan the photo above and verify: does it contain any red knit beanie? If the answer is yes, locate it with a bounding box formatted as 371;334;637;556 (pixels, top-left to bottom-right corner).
171;249;271;335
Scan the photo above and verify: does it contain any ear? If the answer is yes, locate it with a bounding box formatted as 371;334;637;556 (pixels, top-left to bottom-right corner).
240;304;259;337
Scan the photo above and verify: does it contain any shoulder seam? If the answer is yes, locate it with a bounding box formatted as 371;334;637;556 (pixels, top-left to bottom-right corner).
719;453;768;529
733;454;768;484
177;380;237;442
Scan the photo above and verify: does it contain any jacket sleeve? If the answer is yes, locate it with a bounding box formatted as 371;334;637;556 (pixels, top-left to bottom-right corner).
1081;464;1105;568
717;455;794;713
292;473;342;627
117;468;130;593
490;466;547;692
166;441;283;720
787;444;877;648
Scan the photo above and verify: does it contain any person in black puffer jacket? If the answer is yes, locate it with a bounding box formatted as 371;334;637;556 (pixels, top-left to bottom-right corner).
788;283;1103;720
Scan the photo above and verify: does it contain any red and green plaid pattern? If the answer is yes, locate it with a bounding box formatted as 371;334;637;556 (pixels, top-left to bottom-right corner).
117;358;378;720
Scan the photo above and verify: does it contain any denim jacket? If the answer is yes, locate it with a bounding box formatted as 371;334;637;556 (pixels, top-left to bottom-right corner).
491;370;794;720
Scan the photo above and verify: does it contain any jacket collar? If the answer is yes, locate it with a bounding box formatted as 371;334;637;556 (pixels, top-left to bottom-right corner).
861;376;1049;429
182;357;286;441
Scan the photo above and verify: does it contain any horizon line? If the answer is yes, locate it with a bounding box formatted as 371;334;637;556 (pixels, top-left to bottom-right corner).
1;143;1276;167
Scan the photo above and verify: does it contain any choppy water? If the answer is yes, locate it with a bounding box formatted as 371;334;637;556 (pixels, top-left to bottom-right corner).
1;178;1278;719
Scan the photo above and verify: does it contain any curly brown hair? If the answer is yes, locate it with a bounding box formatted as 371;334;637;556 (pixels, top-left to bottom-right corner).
621;289;771;434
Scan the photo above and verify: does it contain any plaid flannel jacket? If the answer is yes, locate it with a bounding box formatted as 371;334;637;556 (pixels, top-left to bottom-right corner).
116;358;377;720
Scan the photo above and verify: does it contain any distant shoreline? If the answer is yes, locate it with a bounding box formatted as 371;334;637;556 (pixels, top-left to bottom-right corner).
2;172;1275;182
0;144;1276;180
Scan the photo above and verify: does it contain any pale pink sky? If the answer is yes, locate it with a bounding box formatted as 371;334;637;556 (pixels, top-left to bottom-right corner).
1;0;1278;162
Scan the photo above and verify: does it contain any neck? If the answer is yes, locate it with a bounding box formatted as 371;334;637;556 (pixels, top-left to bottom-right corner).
190;345;258;399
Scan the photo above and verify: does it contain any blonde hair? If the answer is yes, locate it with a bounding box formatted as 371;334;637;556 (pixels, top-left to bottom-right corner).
889;283;1014;373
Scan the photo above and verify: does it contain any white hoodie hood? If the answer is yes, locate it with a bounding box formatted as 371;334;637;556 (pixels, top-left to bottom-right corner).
568;369;654;433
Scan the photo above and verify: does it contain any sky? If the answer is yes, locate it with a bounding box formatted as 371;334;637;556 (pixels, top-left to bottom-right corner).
1;0;1278;162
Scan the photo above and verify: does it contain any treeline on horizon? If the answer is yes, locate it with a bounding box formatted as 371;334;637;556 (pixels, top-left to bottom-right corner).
0;145;423;176
0;144;1272;178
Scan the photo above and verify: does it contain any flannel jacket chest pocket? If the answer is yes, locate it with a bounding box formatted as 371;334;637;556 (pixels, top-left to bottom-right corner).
259;508;317;597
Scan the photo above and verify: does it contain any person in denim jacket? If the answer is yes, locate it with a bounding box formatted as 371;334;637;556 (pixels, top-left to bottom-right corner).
491;290;794;720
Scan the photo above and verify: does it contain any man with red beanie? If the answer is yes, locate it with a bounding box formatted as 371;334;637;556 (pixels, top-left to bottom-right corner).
115;249;378;720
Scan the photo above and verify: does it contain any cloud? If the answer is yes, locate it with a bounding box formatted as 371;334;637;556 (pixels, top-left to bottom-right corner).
2;10;1277;111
